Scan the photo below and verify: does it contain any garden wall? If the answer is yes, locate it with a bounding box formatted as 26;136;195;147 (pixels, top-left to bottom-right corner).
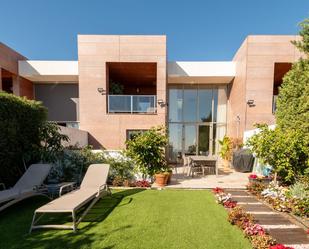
59;126;88;147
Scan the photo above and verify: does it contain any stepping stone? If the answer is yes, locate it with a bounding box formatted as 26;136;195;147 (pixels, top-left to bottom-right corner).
233;197;259;203
242;204;273;212
254;214;294;225
267;228;309;245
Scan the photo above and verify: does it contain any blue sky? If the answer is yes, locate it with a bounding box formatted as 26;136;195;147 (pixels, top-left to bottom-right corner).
1;0;309;61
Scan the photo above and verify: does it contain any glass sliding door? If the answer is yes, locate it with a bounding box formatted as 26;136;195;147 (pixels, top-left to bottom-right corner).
198;125;210;155
184;124;197;155
168;123;183;161
168;85;227;162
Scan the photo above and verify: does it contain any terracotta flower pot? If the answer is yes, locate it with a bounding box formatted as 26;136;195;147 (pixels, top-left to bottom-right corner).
155;173;167;187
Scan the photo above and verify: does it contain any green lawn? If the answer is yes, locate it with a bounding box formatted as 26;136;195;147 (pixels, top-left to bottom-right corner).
0;189;251;249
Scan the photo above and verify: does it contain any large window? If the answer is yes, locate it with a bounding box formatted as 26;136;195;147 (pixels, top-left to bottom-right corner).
167;85;227;162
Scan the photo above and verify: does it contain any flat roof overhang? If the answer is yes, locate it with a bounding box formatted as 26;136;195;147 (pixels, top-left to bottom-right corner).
18;61;78;83
168;61;235;84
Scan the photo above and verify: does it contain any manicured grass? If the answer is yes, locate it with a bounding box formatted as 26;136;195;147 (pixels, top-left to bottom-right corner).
0;189;251;249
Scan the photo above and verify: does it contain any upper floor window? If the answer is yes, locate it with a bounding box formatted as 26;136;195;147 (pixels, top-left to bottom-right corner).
106;62;157;114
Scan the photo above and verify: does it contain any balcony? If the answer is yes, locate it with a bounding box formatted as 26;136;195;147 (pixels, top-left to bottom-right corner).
108;95;157;114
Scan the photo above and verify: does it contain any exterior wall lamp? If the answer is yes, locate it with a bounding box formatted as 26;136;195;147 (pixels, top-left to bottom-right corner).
97;88;106;95
247;99;255;107
157;99;166;107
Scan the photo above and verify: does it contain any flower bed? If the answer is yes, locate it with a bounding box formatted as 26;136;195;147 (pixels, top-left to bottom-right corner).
212;187;294;249
247;180;309;220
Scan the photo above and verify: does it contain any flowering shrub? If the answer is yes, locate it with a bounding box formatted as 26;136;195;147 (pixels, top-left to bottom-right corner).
223;200;237;209
249;174;258;179
243;223;265;237
251;234;276;249
227;206;253;229
247;182;266;195
269;245;294;249
212;187;224;194
134;180;151;188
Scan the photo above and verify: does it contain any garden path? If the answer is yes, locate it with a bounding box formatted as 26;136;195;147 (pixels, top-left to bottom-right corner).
229;189;309;249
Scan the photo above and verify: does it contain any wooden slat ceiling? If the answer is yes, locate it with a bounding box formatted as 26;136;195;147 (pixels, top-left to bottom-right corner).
107;62;157;86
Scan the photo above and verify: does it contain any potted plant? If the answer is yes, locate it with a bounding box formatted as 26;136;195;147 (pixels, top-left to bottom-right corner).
125;126;168;187
218;136;233;168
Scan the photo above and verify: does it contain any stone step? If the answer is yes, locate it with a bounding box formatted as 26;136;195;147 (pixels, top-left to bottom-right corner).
267;228;309;245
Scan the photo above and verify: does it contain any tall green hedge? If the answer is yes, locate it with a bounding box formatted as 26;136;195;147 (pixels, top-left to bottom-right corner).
0;92;47;186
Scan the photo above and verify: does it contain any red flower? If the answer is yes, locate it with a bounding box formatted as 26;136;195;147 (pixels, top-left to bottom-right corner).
307;229;309;234
212;187;224;194
223;200;237;208
248;174;257;179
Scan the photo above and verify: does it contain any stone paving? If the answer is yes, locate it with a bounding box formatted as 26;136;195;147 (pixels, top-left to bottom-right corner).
228;189;309;249
167;166;250;189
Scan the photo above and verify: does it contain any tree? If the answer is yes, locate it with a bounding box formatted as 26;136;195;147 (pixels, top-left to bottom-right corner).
276;19;309;135
125;126;168;178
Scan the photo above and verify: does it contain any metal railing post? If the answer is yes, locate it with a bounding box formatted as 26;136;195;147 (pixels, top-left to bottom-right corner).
131;95;133;114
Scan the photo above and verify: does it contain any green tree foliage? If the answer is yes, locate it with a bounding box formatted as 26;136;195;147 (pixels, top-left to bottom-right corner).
275;59;309;134
292;18;309;56
125;126;168;177
247;125;309;183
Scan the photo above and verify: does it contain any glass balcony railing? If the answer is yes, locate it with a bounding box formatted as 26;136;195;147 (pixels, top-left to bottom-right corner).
108;95;157;114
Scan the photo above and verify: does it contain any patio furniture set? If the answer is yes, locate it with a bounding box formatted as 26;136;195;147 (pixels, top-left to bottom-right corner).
182;155;218;177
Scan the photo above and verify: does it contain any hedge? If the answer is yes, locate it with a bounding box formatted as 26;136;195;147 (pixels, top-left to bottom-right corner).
0;92;47;186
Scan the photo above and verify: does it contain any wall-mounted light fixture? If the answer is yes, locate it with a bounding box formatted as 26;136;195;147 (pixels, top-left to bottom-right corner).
247;99;255;107
157;99;166;107
97;88;106;95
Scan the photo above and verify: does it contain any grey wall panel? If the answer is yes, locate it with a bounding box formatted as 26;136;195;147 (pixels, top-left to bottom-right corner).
34;83;78;121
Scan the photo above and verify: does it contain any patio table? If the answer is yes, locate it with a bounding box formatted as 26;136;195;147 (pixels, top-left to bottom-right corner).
188;156;218;177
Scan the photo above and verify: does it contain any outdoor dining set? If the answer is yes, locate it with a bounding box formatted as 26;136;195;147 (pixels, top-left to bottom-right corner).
181;155;218;177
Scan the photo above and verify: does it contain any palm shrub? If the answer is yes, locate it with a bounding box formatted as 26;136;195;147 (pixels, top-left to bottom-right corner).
218;136;233;161
125;126;168;178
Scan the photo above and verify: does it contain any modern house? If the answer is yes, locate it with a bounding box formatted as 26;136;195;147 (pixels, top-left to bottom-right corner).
0;35;303;162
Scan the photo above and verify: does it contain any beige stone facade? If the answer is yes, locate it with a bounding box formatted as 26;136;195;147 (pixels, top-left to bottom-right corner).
77;35;167;149
0;34;303;150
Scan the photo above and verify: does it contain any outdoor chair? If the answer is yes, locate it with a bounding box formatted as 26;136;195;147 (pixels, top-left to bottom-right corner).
0;164;52;212
29;164;111;233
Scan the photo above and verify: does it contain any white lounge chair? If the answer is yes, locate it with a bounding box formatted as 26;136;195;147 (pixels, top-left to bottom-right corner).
30;164;110;233
0;164;52;212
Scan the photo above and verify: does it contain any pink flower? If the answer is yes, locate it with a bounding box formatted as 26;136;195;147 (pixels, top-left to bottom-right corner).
270;245;294;249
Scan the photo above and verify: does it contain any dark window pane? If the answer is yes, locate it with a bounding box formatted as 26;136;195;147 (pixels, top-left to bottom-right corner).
198;89;212;122
168;88;183;122
183;89;197;122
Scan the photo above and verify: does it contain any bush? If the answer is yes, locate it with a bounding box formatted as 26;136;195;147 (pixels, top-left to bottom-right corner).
227;206;253;229
48;146;105;184
0;92;47;186
125;126;168;177
247;124;309;183
48;147;134;186
251;234;276;249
